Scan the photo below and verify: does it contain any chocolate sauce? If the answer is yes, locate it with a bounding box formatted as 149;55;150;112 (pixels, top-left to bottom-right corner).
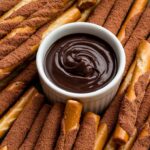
45;34;118;93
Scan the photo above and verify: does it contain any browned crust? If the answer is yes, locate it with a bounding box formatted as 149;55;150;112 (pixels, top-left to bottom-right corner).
136;84;150;130
124;5;150;75
0;61;37;116
73;113;100;150
0;92;44;150
88;0;116;26
34;103;65;150
19;104;51;150
0;0;21;16
103;0;134;35
119;72;150;136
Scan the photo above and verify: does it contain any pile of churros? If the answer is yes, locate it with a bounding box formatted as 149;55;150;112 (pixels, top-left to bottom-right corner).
0;0;149;149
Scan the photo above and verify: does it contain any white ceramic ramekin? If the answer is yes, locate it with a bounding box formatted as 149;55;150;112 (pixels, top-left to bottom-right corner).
36;22;126;113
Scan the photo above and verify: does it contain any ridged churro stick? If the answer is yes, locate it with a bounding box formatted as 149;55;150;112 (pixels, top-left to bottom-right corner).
0;0;48;39
78;0;97;10
113;40;150;145
0;0;21;17
103;0;134;35
117;0;148;45
0;6;81;80
131;114;150;150
0;0;74;60
124;5;150;75
135;84;150;130
73;112;100;150
0;87;37;138
19;104;51;150
55;100;82;150
0;88;44;150
0;61;37;116
94;59;136;150
35;103;65;150
88;0;116;26
77;0;100;22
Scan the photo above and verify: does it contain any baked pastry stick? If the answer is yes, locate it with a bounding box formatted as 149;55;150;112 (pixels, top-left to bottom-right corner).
78;0;97;10
124;5;150;75
0;87;37;138
0;0;48;39
0;61;37;116
135;83;150;130
35;103;65;150
77;0;100;22
0;0;75;60
19;104;51;150
94;59;137;150
55;100;82;150
103;0;134;35
88;0;116;26
73;112;100;150
131;114;150;150
0;88;44;150
113;40;150;145
0;0;21;17
117;0;148;45
0;6;81;81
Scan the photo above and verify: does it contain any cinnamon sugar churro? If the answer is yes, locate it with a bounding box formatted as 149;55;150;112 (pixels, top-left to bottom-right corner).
113;40;150;145
55;100;82;150
103;0;134;35
35;103;65;150
0;6;81;80
117;0;148;45
0;0;74;60
78;0;97;10
19;104;50;150
0;90;44;150
124;5;150;74
88;0;116;26
0;87;37;138
73;112;100;150
0;61;37;116
0;0;21;17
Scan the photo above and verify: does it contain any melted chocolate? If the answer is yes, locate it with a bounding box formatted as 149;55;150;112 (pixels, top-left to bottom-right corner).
45;34;118;93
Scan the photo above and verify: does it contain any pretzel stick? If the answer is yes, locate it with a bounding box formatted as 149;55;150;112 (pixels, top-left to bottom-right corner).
113;40;150;145
0;0;48;39
118;129;137;150
35;103;65;150
55;100;82;150
0;0;21;17
19;104;50;150
78;0;97;10
131;114;150;150
73;112;100;150
94;59;136;150
117;0;148;45
0;61;37;116
103;0;134;35
124;5;150;75
0;88;44;149
88;0;116;26
135;83;150;130
0;6;81;81
0;0;74;60
77;0;100;22
0;87;37;138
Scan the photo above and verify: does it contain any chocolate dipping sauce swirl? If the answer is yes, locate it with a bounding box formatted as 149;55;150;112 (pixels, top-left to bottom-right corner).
45;34;118;93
